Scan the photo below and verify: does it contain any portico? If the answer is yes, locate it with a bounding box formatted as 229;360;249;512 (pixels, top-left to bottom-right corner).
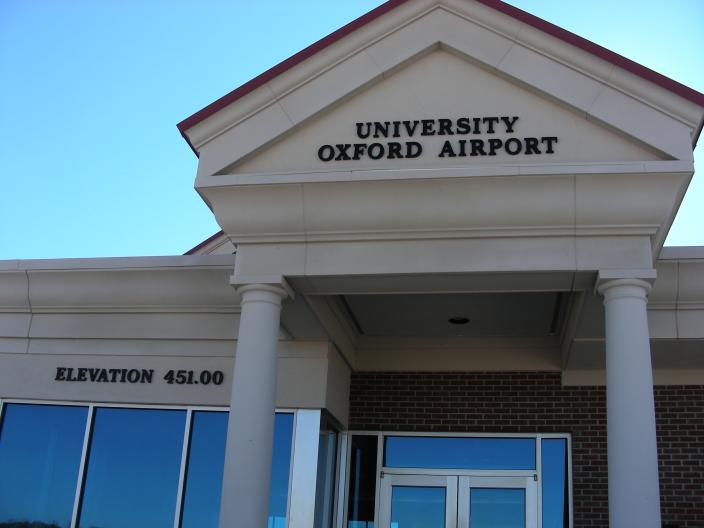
174;2;704;527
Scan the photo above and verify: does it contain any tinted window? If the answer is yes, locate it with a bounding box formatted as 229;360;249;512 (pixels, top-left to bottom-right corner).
180;411;228;528
0;403;88;528
541;438;569;528
384;437;535;470
269;413;294;528
391;486;446;528
78;408;186;528
347;435;378;528
314;429;338;528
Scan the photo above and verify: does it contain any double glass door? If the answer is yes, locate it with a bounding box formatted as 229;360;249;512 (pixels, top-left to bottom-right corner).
379;473;537;528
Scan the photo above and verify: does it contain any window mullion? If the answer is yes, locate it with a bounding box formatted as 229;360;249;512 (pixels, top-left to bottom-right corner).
70;404;94;528
173;408;193;528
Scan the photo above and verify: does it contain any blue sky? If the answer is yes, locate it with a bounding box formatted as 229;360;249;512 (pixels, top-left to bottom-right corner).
1;1;702;259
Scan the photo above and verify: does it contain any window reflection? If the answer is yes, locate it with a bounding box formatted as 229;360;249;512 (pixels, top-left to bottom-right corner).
347;435;378;528
541;438;569;528
269;413;294;528
314;427;338;528
180;411;228;528
0;404;299;528
391;486;446;528
77;408;186;528
0;404;87;528
470;488;525;528
384;436;536;470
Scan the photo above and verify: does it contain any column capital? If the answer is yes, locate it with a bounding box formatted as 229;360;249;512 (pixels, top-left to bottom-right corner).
597;278;652;302
595;269;656;298
230;275;295;301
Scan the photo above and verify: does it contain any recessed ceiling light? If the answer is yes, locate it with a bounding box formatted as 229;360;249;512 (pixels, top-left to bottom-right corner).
448;316;470;325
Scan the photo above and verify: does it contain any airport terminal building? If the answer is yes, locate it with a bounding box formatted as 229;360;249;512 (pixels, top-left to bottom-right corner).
1;1;703;527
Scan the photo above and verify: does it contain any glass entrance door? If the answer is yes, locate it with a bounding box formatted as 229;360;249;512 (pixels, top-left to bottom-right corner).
379;474;536;528
379;474;458;528
458;476;536;528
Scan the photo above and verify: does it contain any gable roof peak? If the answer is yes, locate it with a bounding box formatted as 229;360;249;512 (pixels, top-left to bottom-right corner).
177;0;704;156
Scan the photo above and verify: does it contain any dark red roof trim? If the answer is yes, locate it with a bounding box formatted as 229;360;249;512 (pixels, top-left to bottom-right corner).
177;0;704;156
479;0;704;106
184;229;225;255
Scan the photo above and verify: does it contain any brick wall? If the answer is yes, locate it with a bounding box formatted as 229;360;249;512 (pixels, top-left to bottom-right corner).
348;372;704;528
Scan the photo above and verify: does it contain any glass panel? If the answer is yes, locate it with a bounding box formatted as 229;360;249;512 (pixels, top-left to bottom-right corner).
314;429;338;528
541;439;569;528
347;435;378;528
269;413;294;528
470;488;525;528
78;408;186;528
0;403;88;528
384;437;535;470
180;411;228;528
391;486;445;528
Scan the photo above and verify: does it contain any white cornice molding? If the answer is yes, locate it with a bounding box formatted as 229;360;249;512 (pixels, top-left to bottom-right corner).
0;257;240;314
204;160;694;187
0;254;235;271
220;225;662;245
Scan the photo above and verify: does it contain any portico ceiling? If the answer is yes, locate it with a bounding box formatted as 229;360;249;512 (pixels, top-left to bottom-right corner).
342;292;568;338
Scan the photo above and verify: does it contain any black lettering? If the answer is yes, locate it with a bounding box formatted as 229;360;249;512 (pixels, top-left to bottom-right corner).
76;368;87;381
392;121;401;138
470;139;486;156
501;116;519;133
458;140;467;157
119;369;128;383
406;141;422;158
403;120;419;136
488;138;503;155
355;122;371;139
335;144;351;161
66;368;77;382
505;138;522;155
524;137;541;154
438;140;457;157
472;117;482;134
141;369;154;383
373;121;390;138
387;142;403;159
368;143;385;160
97;369;109;382
437;119;454;135
88;368;99;381
352;143;366;160
421;119;436;136
127;369;140;383
456;118;471;135
55;367;67;381
483;117;500;134
109;368;120;382
317;145;335;162
541;136;558;154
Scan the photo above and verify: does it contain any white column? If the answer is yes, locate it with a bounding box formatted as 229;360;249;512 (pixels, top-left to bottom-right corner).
219;282;290;528
597;278;661;528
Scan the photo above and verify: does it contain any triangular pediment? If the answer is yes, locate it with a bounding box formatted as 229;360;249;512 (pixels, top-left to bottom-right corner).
229;49;664;175
185;0;702;256
186;1;701;181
